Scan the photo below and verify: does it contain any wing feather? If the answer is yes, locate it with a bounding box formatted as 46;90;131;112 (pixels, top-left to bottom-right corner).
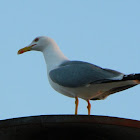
49;61;124;87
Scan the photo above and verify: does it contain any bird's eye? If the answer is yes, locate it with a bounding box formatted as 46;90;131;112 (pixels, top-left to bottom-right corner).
34;38;39;42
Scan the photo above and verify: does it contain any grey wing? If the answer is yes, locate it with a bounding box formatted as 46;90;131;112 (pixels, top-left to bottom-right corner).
49;61;124;88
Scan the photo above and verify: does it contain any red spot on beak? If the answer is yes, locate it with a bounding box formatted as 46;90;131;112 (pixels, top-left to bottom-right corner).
17;44;37;54
20;50;24;54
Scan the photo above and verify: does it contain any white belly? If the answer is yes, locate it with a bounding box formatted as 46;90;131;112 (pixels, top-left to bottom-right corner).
48;76;136;100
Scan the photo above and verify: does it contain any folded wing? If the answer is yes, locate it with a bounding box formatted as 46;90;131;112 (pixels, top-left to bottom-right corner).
49;61;124;88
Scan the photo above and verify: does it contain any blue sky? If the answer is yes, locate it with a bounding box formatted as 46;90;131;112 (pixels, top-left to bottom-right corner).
0;0;140;120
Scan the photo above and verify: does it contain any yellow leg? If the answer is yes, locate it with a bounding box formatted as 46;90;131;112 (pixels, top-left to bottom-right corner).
87;100;91;115
75;96;79;115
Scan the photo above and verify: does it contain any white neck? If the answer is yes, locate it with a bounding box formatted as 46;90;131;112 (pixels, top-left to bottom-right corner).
42;43;69;72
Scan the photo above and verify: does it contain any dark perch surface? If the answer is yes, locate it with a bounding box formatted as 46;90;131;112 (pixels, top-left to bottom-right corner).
0;115;139;140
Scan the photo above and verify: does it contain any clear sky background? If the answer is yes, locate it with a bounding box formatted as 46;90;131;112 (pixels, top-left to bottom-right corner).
0;0;140;120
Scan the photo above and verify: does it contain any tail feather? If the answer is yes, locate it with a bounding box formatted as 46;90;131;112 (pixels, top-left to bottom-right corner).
101;73;140;84
123;73;140;83
91;73;140;101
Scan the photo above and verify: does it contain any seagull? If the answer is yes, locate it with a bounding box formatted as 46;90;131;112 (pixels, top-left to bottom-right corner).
18;36;140;115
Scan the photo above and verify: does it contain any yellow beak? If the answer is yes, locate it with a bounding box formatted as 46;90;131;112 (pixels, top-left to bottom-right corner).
17;44;36;54
17;46;32;54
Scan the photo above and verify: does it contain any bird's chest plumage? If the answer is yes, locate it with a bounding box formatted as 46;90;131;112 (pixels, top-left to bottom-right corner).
48;75;75;98
48;74;104;100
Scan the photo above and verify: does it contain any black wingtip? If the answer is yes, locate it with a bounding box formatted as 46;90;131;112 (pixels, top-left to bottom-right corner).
123;73;140;81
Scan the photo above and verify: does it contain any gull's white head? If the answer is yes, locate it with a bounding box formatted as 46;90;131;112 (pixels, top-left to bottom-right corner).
18;36;55;54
